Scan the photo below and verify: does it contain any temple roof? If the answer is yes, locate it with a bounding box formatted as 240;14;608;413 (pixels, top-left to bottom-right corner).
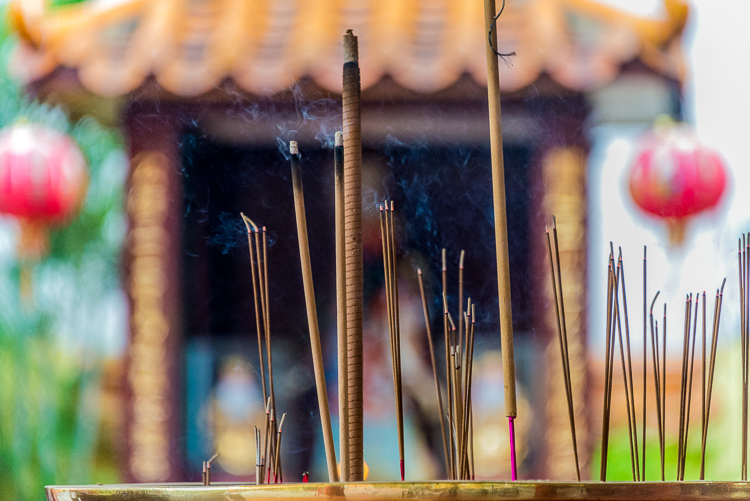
9;0;688;99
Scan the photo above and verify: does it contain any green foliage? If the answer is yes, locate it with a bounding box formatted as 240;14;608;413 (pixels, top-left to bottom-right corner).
0;13;126;501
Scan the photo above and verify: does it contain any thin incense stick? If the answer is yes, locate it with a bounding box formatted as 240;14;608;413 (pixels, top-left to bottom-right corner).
390;202;405;481
642;246;647;481
274;413;287;483
746;236;750;481
417;269;450;476
458;250;465;376
483;1;518;478
649;292;664;481
681;294;699;480
662;304;667;481
700;291;706;480
334;131;349;483
741;236;748;481
546;222;579;480
614;257;638;481
677;295;690;479
342;30;364;481
702;279;727;478
241;215;268;406
618;249;640;480
289;141;338;482
442;250;455;479
262;226;277;433
266;409;275;484
205;452;219;486
255;427;262;485
600;258;615;481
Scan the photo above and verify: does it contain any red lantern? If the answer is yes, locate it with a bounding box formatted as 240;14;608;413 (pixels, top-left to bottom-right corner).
628;122;727;245
0;123;88;259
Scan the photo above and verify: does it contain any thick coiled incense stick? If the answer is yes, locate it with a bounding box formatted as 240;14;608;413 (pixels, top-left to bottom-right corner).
342;29;364;481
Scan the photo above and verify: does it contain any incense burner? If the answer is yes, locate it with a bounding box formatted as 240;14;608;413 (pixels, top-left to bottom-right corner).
46;482;750;501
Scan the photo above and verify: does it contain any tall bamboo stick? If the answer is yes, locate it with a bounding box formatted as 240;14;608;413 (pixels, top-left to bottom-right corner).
482;0;517;478
289;141;338;482
334;131;349;482
342;30;364;481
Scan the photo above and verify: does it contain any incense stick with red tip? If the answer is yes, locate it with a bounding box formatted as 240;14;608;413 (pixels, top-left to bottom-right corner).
289;141;339;482
482;1;518;477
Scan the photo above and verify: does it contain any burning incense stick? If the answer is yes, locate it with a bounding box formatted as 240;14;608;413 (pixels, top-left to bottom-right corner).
289;141;339;482
334;131;349;482
241;214;268;405
342;29;364;481
545;220;579;480
417;268;450;476
482;1;518;478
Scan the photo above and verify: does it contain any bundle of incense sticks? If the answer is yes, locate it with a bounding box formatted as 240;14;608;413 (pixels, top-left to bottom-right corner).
378;201;405;480
739;234;749;480
545;217;580;480
241;214;286;483
415;249;476;480
599;242;726;482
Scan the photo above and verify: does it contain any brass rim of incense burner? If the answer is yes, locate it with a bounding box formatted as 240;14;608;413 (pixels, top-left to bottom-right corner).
46;481;750;501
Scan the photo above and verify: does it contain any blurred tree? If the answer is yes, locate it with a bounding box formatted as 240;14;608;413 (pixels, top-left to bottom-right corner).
0;4;126;500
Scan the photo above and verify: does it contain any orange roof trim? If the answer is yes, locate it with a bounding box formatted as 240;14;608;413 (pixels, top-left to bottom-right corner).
10;0;688;98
